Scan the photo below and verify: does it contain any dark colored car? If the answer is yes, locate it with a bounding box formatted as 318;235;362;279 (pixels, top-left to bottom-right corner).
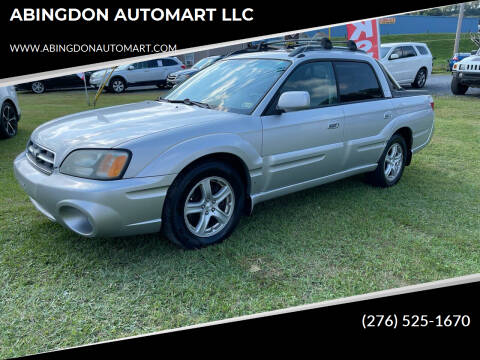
15;72;94;94
448;53;471;71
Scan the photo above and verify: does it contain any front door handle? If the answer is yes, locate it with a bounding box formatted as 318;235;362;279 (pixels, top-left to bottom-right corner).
328;122;339;129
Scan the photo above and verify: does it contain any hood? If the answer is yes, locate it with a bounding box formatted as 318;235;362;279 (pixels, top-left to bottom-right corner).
171;69;199;77
459;55;480;64
31;100;238;164
90;69;108;78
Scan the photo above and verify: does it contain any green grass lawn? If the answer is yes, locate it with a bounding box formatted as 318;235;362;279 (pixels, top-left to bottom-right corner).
1;91;479;358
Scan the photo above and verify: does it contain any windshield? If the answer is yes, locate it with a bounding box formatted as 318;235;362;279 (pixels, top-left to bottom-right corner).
192;57;219;70
380;47;392;59
165;58;291;114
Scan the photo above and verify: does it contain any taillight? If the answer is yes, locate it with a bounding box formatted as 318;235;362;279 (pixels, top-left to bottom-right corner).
430;101;434;110
181;65;186;69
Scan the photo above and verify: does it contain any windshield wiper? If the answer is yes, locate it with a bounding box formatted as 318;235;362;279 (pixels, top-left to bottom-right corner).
157;97;211;109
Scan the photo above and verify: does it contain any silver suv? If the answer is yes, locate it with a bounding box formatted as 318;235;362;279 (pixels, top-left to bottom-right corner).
14;39;434;248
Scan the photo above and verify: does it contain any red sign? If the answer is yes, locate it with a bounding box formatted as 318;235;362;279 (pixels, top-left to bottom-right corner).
347;20;380;59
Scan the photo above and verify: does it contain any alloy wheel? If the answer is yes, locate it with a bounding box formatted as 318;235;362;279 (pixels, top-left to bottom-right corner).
2;103;17;137
112;79;125;93
384;143;403;182
183;176;235;238
31;81;45;94
417;70;426;87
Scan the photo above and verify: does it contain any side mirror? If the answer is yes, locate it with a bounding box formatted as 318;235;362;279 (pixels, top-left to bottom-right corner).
277;91;310;112
471;50;477;55
128;65;135;70
389;53;400;60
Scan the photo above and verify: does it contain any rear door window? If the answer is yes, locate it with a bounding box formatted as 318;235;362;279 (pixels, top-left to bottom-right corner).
145;60;159;68
402;46;417;58
162;59;179;66
334;61;384;102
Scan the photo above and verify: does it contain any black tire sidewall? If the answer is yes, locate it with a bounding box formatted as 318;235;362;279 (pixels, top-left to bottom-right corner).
109;77;126;93
413;68;426;88
0;102;18;139
31;81;45;94
163;161;245;249
368;134;407;187
380;135;407;187
451;77;468;95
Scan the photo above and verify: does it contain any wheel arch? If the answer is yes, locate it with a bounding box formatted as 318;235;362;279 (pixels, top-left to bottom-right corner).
419;66;428;77
393;126;413;166
2;98;20;120
109;75;127;88
175;152;252;198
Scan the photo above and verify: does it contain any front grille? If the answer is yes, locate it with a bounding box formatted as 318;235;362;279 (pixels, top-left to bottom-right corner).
167;74;176;80
464;63;480;71
462;72;480;78
26;140;55;175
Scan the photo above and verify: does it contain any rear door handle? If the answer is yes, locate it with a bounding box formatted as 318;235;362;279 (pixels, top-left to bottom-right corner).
328;122;339;129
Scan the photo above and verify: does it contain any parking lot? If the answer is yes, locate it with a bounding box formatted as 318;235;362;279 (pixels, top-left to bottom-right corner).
418;74;480;96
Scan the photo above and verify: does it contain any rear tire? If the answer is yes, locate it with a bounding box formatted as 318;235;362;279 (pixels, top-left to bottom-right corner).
162;161;245;249
412;68;427;88
451;77;468;95
367;134;407;188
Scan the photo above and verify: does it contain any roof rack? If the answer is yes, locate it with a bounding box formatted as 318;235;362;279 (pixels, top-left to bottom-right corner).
226;42;282;57
287;38;361;56
226;38;363;58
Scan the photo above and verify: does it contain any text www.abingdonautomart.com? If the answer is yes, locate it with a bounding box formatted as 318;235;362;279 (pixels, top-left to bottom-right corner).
10;42;177;53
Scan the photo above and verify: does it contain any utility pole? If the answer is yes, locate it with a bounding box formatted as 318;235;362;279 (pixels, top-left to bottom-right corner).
453;3;465;55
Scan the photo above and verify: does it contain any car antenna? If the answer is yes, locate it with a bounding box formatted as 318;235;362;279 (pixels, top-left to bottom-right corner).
93;66;118;108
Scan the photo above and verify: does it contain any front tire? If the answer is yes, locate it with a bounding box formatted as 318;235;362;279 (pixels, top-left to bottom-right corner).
412;68;427;88
109;77;126;93
367;134;407;188
0;101;18;139
162;161;245;249
31;81;45;94
451;77;468;95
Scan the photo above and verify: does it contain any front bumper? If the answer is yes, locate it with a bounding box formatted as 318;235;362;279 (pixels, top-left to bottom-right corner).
89;78;104;88
14;151;176;237
453;71;480;87
166;78;179;87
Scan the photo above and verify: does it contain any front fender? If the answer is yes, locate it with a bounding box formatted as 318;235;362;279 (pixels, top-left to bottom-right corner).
134;133;263;179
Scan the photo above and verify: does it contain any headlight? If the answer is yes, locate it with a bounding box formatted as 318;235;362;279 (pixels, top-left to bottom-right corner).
459;64;465;70
60;149;131;180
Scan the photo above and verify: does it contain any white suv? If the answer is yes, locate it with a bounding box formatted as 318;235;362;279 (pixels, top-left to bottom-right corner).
89;57;185;93
380;43;433;88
